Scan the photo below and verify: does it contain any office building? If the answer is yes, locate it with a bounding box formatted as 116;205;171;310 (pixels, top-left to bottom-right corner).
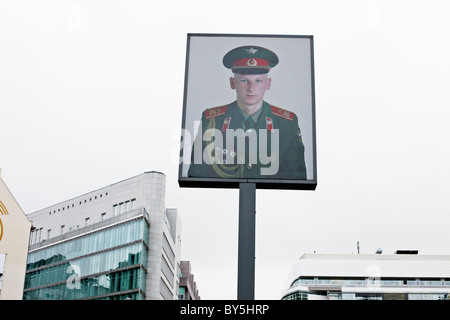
24;171;182;300
179;260;200;300
0;168;32;300
283;251;450;300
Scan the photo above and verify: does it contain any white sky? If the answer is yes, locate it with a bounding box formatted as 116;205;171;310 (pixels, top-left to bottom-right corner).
1;1;450;300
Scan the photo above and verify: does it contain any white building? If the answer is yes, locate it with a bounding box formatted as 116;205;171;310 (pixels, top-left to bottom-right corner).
25;171;182;300
283;251;450;300
0;168;32;300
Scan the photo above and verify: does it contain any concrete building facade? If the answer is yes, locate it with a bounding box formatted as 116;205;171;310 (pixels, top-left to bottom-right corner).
24;171;181;300
283;251;450;300
179;260;200;300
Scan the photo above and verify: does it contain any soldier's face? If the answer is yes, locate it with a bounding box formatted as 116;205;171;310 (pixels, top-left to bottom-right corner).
230;73;271;109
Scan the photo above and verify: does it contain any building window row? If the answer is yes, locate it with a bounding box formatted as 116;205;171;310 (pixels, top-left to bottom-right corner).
290;277;450;288
48;192;109;215
27;218;148;270
25;242;147;289
283;291;450;301
329;292;449;300
24;266;145;300
35;211;109;244
30;228;44;245
162;233;176;269
113;199;136;216
160;277;173;300
161;254;175;288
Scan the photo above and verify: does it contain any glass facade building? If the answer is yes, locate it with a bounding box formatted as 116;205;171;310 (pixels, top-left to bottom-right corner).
24;217;148;300
24;172;182;300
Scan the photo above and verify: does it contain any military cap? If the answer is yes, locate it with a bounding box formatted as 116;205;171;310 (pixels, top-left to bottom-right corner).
223;45;279;74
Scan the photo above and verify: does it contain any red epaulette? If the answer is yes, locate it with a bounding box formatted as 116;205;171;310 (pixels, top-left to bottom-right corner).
205;105;229;119
270;105;295;121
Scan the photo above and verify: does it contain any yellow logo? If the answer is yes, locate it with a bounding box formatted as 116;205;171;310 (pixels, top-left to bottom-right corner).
0;200;9;242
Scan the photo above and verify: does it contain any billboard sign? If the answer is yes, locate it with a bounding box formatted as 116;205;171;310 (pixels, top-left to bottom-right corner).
178;34;317;190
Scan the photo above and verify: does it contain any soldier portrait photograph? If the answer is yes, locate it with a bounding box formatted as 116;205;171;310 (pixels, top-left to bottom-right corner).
179;34;316;188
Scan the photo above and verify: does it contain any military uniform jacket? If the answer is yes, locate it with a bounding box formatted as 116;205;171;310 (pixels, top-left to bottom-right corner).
188;101;307;179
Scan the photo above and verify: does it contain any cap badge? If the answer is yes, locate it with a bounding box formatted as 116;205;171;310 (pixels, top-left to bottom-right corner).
247;58;257;67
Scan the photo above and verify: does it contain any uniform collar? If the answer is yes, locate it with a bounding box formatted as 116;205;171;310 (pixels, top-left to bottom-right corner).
233;101;268;125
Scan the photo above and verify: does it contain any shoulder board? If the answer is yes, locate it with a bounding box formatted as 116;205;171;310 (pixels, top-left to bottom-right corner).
270;105;295;121
205;105;229;119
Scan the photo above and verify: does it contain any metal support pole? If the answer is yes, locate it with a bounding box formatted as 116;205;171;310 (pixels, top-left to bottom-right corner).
237;182;256;300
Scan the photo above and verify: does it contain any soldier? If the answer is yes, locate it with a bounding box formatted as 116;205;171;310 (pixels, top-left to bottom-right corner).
188;45;307;179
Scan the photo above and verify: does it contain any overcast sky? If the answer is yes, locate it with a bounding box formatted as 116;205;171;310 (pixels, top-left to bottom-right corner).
1;1;450;300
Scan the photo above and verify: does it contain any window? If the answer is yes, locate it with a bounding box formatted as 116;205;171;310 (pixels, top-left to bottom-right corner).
37;228;43;242
101;213;106;221
113;198;137;216
179;287;185;300
60;225;65;235
85;218;90;227
30;229;37;245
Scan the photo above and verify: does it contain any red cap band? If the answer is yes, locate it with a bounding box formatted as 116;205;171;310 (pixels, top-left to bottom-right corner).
232;58;270;68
